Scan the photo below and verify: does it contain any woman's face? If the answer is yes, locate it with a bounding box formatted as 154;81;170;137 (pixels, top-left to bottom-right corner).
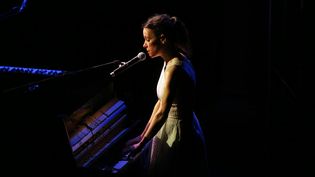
143;28;163;58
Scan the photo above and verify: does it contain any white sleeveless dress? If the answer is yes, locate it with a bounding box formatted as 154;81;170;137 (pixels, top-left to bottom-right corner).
144;57;209;177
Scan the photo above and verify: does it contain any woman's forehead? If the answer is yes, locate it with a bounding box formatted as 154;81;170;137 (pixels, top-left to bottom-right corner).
143;28;156;37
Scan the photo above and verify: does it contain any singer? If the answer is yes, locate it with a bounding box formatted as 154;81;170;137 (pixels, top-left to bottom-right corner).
124;14;209;177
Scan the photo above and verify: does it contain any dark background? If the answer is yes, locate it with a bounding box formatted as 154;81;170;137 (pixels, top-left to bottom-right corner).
1;0;310;177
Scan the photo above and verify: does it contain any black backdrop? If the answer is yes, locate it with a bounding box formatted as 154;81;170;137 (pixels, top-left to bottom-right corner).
1;0;309;177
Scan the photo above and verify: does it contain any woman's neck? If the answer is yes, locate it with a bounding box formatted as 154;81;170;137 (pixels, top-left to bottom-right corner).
161;50;182;63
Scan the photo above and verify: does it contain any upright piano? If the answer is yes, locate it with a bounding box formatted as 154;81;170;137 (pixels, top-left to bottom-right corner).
0;65;145;177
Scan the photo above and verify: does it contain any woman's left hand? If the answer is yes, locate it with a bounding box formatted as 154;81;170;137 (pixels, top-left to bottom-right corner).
128;142;142;159
128;137;149;159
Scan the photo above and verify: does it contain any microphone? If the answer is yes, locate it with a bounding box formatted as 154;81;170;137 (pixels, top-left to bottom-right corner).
110;52;146;77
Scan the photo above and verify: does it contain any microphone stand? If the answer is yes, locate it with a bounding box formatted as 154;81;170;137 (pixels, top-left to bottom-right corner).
65;60;121;77
1;60;121;95
110;58;141;77
109;52;147;77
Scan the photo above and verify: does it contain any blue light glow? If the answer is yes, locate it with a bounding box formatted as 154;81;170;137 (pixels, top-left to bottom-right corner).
0;66;65;76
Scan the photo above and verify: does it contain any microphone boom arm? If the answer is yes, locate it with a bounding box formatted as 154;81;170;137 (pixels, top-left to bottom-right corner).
110;52;146;77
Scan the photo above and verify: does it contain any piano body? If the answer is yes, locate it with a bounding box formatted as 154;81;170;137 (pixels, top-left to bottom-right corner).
0;66;144;177
63;87;142;176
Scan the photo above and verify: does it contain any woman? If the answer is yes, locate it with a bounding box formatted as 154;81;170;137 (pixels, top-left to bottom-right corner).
126;13;208;177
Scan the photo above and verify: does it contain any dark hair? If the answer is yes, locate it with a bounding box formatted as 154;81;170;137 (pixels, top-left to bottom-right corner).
142;13;192;57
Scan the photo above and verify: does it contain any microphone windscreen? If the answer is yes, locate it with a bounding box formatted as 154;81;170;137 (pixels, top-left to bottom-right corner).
137;52;146;61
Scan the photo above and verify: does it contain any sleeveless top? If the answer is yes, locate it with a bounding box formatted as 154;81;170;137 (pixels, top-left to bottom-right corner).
156;57;196;100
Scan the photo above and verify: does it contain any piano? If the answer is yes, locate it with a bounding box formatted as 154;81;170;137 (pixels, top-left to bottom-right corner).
0;65;146;177
63;88;143;176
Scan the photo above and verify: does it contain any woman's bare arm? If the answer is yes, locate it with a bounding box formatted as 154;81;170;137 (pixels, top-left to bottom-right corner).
141;64;178;142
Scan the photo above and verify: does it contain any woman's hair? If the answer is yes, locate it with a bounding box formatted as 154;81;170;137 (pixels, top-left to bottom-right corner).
142;13;192;57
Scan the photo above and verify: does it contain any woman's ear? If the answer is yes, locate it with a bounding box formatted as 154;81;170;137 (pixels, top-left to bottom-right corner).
160;34;166;44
